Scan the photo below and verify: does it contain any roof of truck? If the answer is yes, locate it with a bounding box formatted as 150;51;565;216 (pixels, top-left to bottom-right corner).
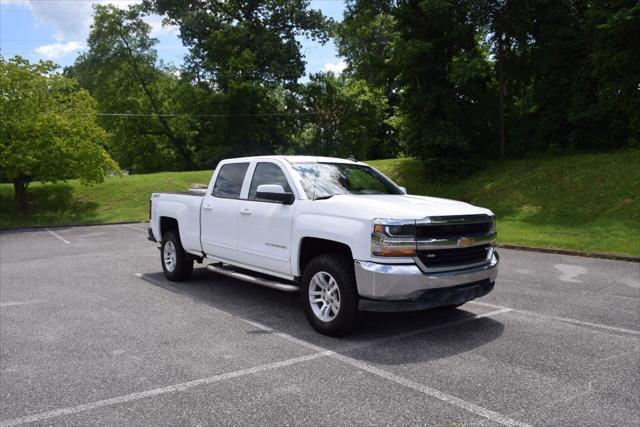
222;155;361;165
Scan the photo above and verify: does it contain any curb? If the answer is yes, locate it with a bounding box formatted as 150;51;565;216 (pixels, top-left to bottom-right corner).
497;244;639;263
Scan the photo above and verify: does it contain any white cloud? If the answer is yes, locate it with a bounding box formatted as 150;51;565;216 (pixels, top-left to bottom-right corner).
17;1;173;41
35;41;83;60
146;15;179;37
323;60;347;74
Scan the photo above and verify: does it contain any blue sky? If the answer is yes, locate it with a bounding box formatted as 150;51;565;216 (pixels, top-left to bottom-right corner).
0;0;346;77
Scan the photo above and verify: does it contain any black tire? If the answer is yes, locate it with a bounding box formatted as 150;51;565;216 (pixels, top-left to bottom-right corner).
301;253;359;337
440;303;465;310
161;230;193;282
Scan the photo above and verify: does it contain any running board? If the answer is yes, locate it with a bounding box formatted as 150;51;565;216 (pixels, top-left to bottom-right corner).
206;264;299;293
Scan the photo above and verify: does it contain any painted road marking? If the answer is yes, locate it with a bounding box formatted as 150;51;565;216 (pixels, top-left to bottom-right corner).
229;309;526;427
0;352;330;427
0;301;44;308
136;273;523;426
331;352;529;427
45;228;70;244
0;274;517;427
470;301;640;336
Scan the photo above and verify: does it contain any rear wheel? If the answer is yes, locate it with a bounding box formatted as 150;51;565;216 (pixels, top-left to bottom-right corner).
301;254;359;337
161;230;193;281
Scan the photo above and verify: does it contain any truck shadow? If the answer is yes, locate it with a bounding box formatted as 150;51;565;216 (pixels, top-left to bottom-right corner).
141;267;505;366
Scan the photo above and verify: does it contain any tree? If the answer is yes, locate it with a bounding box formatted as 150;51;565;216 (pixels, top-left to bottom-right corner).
394;0;495;175
588;0;640;145
336;0;403;157
70;4;194;172
0;57;118;210
297;72;393;159
145;0;331;166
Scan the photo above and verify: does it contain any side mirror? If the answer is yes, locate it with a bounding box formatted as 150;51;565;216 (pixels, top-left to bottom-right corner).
399;186;408;195
256;184;295;205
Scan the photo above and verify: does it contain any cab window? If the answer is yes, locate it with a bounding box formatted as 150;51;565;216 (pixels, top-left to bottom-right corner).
248;162;292;201
212;162;249;198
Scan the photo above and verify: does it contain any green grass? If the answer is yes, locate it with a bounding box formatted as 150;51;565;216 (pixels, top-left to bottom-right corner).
1;150;638;256
0;170;212;228
368;150;640;256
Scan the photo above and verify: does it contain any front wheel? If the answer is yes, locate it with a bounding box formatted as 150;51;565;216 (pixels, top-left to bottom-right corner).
161;230;193;282
301;254;359;337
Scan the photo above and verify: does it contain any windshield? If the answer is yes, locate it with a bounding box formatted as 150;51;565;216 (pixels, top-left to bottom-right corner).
291;162;403;200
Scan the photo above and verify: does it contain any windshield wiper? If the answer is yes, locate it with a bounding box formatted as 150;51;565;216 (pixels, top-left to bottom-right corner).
314;195;335;200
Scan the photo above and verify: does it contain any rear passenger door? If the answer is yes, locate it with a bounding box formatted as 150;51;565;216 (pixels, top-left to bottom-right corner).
235;161;297;277
200;162;249;262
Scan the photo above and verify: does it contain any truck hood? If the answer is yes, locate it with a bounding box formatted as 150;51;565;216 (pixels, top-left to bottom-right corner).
319;194;493;220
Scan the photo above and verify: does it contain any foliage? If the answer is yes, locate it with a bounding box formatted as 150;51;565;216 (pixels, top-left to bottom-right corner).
0;56;118;210
338;0;496;176
69;4;195;172
144;0;332;167
337;0;639;175
296;72;395;159
335;1;402;156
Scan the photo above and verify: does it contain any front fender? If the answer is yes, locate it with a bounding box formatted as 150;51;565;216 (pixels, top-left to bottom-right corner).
291;212;371;276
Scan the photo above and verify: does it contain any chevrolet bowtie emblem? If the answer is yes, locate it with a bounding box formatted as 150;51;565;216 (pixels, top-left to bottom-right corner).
458;237;475;247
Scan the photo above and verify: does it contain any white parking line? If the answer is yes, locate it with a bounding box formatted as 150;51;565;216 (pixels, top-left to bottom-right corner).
136;272;524;426
469;301;640;336
120;224;146;232
2;272;519;427
45;228;70;244
331;352;529;427
0;301;43;308
236;309;527;427
0;352;330;427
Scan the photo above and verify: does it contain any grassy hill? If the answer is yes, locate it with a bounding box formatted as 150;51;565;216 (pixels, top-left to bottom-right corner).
1;150;638;256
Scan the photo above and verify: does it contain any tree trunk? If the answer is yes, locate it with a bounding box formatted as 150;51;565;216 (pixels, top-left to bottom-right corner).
13;176;29;212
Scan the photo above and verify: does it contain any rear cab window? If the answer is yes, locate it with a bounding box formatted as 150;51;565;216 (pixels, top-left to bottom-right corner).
212;162;249;198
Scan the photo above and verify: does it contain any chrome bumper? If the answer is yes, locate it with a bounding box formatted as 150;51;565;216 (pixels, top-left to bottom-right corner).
353;252;499;302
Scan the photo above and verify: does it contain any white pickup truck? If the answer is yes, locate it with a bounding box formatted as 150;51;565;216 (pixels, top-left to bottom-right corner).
148;156;499;336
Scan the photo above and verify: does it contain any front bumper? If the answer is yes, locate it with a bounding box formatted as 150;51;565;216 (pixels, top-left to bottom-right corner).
354;252;499;312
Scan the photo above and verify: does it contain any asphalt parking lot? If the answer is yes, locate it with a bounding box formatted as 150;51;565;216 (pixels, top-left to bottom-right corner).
1;224;638;426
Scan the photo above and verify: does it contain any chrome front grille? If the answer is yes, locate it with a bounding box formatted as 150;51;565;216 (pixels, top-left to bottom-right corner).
415;221;492;239
414;214;496;271
418;244;491;268
415;215;493;239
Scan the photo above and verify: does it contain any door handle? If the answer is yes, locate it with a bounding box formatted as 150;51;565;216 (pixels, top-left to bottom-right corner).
240;208;252;215
203;203;213;210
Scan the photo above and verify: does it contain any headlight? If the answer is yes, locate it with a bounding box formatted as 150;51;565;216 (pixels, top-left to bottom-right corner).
371;219;417;257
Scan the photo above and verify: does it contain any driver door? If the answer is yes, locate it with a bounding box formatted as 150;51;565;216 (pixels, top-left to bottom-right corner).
235;161;297;276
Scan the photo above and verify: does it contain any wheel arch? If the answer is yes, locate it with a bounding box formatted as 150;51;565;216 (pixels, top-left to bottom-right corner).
159;216;180;240
297;237;354;277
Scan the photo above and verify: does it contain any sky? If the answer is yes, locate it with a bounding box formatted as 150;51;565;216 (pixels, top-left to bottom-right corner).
0;0;347;77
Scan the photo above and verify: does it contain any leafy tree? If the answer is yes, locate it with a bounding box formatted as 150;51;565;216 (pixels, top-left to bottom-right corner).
0;57;118;210
297;72;393;159
336;0;402;157
145;0;331;166
70;4;194;172
394;0;495;175
588;0;639;146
